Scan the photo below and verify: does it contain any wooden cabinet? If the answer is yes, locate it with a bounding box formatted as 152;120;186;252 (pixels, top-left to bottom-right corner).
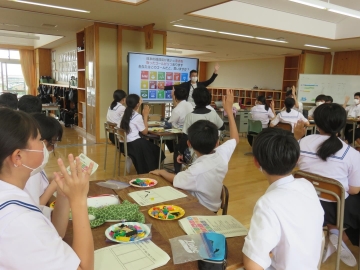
76;30;87;130
34;48;51;84
281;55;303;103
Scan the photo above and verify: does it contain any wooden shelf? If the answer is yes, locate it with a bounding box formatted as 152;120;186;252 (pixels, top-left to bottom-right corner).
78;112;83;115
284;68;298;70
78;69;85;72
283;80;298;82
77;49;85;52
40;83;78;89
77;88;86;90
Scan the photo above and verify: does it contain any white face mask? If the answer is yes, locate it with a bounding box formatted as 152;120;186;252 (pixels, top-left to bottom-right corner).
354;99;360;105
191;76;198;83
22;142;49;177
315;101;324;106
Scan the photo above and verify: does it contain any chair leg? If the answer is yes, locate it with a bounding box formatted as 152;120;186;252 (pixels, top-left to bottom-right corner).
118;151;122;176
124;156;127;176
113;144;117;177
104;141;108;170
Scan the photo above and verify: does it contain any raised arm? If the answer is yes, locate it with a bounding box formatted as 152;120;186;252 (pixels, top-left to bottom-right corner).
222;90;239;144
292;86;300;109
140;105;150;135
200;63;219;87
343;96;350;109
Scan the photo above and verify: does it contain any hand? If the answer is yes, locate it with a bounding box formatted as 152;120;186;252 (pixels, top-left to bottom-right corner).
177;154;184;164
53;154;93;203
270;101;275;110
292;85;296;96
142;105;150;116
214;63;220;74
222;89;234;113
294;120;306;140
345;96;350;103
150;169;161;176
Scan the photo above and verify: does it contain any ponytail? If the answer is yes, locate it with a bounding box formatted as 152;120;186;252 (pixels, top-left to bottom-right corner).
257;95;269;111
120;94;139;134
110;89;127;110
313;103;346;161
284;97;295;113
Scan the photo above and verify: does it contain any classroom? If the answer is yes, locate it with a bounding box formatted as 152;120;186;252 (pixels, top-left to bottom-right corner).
0;0;360;269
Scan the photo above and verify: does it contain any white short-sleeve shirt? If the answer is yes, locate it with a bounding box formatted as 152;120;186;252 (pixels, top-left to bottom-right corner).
188;83;197;107
250;105;274;128
345;104;360;117
182;109;224;135
24;170;49;206
168;100;193;129
243;175;324;270
308;106;317;118
118;112;145;142
173;139;237;212
271;109;308;132
107;103;125;125
294;101;304;114
0;180;80;269
298;134;360;198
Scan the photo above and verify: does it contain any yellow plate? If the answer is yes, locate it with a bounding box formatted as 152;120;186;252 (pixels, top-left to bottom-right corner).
148;205;185;221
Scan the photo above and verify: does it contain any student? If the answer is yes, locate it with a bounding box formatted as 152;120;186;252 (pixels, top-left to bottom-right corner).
270;97;309;132
164;64;220;107
106;89;127;144
167;86;193;129
285;85;303;113
0;92;18;110
342;94;360;144
0;108;94;269
294;103;360;266
325;95;333;103
308;94;326;120
243;128;324;270
150;89;239;212
18;95;42;113
24;113;63;206
118;94;165;174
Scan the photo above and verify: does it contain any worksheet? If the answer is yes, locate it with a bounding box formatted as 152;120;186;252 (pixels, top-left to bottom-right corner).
95;240;170;270
128;186;187;206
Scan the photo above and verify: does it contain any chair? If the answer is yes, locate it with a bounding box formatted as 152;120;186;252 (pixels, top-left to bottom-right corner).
274;122;292;132
245;119;262;156
220;185;229;215
113;127;130;176
104;122;117;170
293;170;346;270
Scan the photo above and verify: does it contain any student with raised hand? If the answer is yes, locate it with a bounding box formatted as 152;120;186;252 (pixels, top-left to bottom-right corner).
270;97;309;132
308;94;326;120
285;85;303;113
294;103;360;267
118;94;165;174
0;108;94;269
149;90;239;212
0;92;18;110
243;128;324;270
107;89;127;144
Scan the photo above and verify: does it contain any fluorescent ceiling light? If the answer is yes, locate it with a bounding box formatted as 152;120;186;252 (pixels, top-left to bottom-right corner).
256;37;288;43
8;0;90;13
289;0;326;9
289;0;360;19
218;31;254;38
305;44;330;49
0;32;39;40
173;24;216;32
166;47;210;56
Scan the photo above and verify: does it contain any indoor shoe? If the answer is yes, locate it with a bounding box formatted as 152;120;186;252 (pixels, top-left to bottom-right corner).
329;233;357;267
322;241;336;263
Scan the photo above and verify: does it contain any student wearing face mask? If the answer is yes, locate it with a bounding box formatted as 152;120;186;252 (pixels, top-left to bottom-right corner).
308;94;326;120
342;93;360;144
25;113;63;207
164;64;220;107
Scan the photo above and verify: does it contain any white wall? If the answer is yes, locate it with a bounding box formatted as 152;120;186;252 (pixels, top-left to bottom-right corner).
206;58;284;90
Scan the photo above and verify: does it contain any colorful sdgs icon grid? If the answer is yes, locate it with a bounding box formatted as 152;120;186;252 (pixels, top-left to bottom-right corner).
140;71;189;100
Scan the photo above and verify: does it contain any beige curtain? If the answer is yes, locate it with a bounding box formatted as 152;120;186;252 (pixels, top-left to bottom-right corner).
19;50;36;96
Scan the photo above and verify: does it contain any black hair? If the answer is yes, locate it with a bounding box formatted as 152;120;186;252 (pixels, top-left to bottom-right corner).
174;87;188;101
257;95;269;111
286;90;293;97
110;89;127;110
315;94;326;102
313;103;346;161
192;87;211;108
284;97;295;113
18;95;42;113
324;95;333;103
188;120;219;155
189;70;198;76
31;113;63;143
354;92;360;98
253;128;299;175
120;94;140;134
0;108;39;172
0;93;18;110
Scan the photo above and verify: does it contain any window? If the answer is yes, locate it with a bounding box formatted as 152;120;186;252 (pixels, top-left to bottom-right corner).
0;49;27;95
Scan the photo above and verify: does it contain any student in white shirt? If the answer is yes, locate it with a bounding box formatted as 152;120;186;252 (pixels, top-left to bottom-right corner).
243;128;324;270
250;95;275;128
308;94;326;120
285;86;303;113
270;97;309;132
0;108;94;269
294;103;360;266
119;94;165;174
150;90;239;212
107;89;127;144
167;87;193;129
342;93;360;144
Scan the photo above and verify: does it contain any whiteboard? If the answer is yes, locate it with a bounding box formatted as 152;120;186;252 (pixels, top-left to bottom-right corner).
298;74;360;104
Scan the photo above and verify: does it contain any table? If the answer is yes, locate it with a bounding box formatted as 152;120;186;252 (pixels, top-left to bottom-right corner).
42;104;60;117
346;118;360;147
307;123;316;135
63;177;245;269
110;174;198;210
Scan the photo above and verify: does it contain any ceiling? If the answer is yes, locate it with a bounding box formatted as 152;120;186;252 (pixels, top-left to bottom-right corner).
0;0;360;61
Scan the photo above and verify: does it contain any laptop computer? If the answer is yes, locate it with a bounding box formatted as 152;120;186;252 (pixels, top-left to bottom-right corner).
214;101;223;109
